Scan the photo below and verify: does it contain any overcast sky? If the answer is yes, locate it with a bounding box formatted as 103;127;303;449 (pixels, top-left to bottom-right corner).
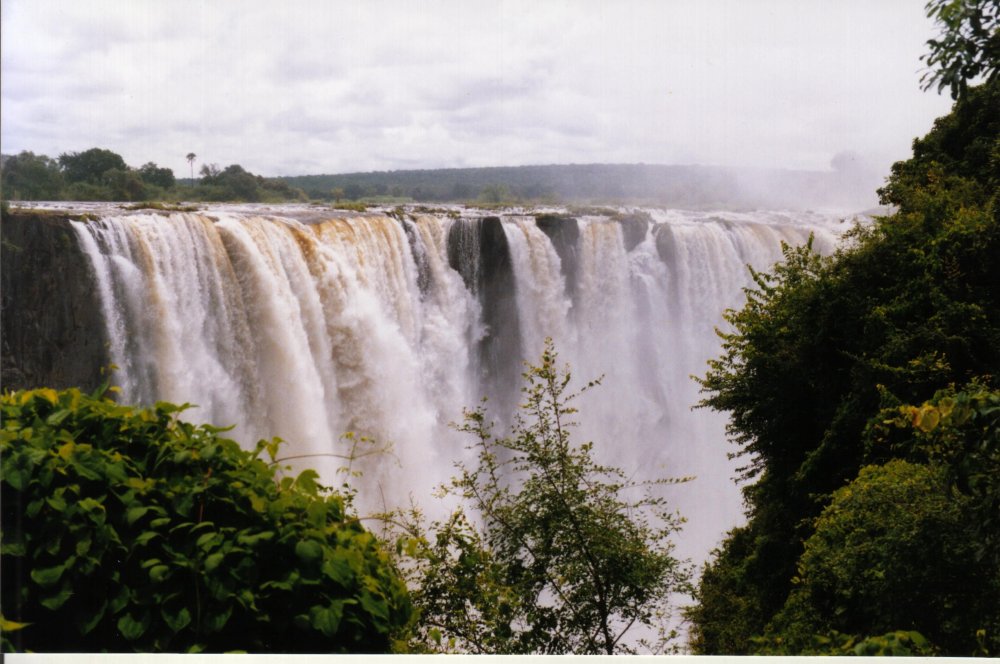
1;0;955;179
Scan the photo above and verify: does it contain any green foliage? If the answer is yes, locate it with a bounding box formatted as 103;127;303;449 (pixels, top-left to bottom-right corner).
58;148;128;186
921;0;1000;99
398;340;691;654
0;148;307;203
193;163;305;203
684;525;768;655
754;628;936;656
0;387;412;653
690;77;1000;655
764;460;992;654
876;386;1000;572
1;152;64;200
879;74;1000;210
138;163;176;190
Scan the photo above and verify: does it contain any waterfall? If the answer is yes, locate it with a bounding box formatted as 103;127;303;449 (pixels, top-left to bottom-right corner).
70;205;842;564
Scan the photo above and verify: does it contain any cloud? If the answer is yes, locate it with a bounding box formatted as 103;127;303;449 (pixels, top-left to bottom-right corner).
1;0;955;179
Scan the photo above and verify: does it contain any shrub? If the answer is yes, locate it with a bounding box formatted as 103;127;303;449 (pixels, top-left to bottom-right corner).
764;459;991;654
0;386;412;653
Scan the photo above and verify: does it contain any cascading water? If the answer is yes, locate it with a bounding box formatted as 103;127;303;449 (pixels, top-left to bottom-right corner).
70;205;842;565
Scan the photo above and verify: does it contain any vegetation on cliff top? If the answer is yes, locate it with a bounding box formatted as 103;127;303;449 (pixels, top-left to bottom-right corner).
0;148;306;204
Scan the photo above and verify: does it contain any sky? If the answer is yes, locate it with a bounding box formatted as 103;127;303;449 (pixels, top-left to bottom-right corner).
1;0;956;179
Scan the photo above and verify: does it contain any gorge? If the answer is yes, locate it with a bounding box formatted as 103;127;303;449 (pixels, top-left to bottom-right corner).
1;204;845;564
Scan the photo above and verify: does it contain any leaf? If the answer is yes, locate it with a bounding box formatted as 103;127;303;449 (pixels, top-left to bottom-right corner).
196;531;220;549
203;605;233;633
294;469;321;494
117;611;151;641
295;539;323;565
309;603;344;637
358;591;389;625
126;505;150;526
135;531;160;546
39;585;73;611
46;409;71;427
248;493;267;513
76;599;107;635
0;616;31;632
56;440;75;459
149;565;170;583
322;556;353;587
204;552;225;572
162;605;192;633
30;563;67;588
35;388;59;405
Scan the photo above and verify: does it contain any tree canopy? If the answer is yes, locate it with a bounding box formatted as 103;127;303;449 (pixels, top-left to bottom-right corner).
0;147;306;203
921;0;1000;98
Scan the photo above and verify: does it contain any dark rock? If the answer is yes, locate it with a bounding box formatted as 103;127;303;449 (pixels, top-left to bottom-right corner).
447;217;522;414
1;212;109;391
534;214;580;302
617;211;652;252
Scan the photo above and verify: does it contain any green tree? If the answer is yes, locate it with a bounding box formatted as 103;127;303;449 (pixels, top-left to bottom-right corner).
402;340;691;654
58;148;128;185
763;460;991;654
921;0;1000;99
138;162;176;190
103;168;148;201
186;153;196;184
0;151;64;200
0;387;413;653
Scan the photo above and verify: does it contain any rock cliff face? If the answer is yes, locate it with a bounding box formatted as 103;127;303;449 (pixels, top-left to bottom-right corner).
447;215;523;414
1;211;109;391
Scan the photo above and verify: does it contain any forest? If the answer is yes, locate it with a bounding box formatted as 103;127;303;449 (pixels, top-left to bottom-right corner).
0;151;875;210
0;150;305;204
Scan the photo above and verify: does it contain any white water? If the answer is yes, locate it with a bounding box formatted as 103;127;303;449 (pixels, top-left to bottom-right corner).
70;204;844;565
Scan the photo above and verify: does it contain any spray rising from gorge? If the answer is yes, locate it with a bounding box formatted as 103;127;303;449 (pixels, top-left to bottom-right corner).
65;206;842;563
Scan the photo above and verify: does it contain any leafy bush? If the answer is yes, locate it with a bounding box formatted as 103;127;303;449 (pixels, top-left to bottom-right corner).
765;460;991;654
0;386;412;653
398;340;691;654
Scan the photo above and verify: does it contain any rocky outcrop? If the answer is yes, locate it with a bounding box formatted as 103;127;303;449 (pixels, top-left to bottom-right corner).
617;211;652;252
1;211;109;391
447;216;523;413
534;213;580;302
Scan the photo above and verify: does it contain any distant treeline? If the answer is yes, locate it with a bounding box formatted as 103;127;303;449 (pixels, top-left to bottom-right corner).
1;147;878;210
279;163;879;210
0;149;305;203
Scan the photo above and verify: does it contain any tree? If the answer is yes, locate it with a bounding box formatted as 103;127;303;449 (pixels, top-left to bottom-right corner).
138;162;176;190
402;340;691;654
199;163;221;182
186;153;196;184
0;387;413;653
0;151;64;200
57;148;127;185
763;460;992;654
103;168;147;201
921;0;1000;98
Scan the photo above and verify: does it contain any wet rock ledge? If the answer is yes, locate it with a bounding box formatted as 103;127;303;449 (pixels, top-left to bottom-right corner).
1;210;109;392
